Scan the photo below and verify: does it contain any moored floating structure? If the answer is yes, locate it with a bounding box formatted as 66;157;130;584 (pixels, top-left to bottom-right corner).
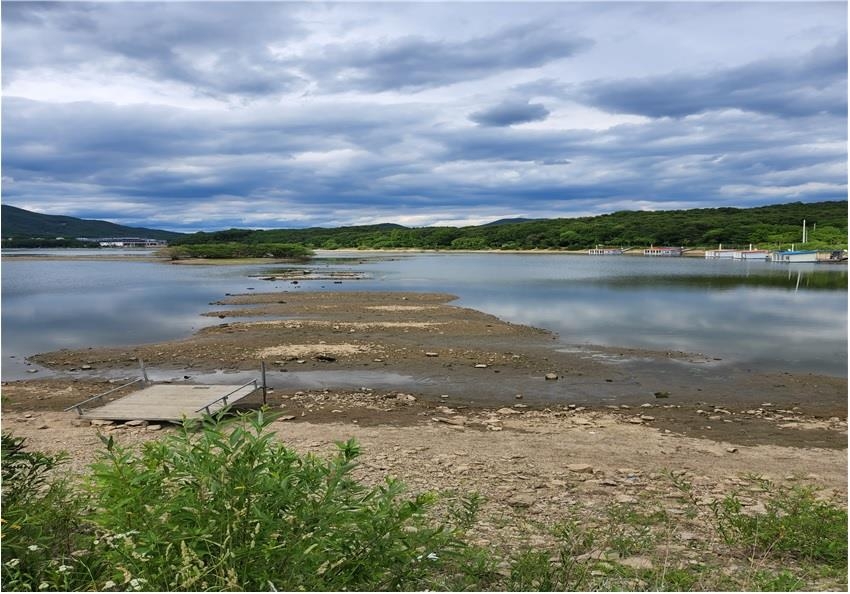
643;246;682;257
770;250;819;263
587;246;623;255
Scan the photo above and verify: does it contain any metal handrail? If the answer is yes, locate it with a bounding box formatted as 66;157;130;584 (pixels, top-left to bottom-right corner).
63;378;144;415
194;380;259;415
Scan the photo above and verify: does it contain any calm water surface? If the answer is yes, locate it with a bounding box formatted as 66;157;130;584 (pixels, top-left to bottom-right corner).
2;250;846;379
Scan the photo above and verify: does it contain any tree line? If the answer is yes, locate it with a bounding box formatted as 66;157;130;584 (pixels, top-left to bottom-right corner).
171;201;848;251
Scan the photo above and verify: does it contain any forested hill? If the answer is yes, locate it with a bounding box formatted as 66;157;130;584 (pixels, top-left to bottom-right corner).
1;205;183;242
174;201;848;251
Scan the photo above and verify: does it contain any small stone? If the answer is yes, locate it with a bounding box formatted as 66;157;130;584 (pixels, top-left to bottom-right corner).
508;493;536;508
515;394;523;399
279;415;297;421
90;419;114;427
146;424;162;432
440;394;449;399
81;365;93;370
615;494;638;504
640;403;653;408
70;418;91;427
125;420;148;427
640;415;655;421
566;463;594;474
425;352;439;357
27;369;38;374
474;363;488;368
36;424;49;430
627;418;644;424
296;360;306;364
544;373;559;380
620;556;653;571
496;407;521;415
726;447;738;453
513;403;528;409
373;358;384;363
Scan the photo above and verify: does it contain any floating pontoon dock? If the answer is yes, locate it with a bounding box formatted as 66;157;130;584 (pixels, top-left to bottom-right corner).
64;361;267;422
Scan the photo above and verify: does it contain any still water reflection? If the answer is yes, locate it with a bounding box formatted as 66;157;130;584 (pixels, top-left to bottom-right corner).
1;251;846;379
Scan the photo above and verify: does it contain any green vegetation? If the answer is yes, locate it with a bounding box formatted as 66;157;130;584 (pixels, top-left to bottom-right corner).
170;201;848;251
2;417;847;591
161;242;313;260
712;479;848;567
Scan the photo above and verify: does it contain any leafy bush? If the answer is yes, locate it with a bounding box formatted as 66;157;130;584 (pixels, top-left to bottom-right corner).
712;480;847;567
1;433;89;592
2;412;475;591
162;242;312;259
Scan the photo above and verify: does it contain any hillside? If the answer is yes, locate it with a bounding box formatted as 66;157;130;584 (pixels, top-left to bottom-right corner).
1;205;183;242
173;201;848;251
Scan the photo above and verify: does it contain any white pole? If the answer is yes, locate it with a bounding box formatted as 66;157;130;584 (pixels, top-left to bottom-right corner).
802;219;807;244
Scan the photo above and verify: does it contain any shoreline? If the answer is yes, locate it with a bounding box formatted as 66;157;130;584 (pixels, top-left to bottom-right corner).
12;289;847;447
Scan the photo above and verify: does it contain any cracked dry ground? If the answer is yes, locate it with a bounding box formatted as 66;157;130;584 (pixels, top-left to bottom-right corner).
6;290;848;589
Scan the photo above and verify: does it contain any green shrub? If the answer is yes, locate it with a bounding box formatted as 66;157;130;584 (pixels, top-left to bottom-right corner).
165;242;313;259
1;433;90;592
86;410;467;591
712;480;847;567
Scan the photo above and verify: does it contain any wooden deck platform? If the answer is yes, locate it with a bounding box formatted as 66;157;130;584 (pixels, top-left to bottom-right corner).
79;383;261;422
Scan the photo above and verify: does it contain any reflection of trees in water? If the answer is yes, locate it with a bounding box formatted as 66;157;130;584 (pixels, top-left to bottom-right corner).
597;270;847;291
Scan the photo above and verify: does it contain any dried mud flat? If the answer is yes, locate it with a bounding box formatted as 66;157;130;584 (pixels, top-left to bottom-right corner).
4;290;847;587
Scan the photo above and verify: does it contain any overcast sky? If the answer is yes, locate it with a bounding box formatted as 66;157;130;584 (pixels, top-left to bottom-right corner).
2;1;847;231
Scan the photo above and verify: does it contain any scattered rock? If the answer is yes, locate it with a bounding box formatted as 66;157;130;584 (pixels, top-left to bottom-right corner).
496;407;521;415
726;447;738;453
619;556;653;571
544;373;559;380
515;394;523;399
70;418;91;427
507;493;536;508
425;352;439;357
566;463;594;474
474;363;488;368
90;419;114;427
146;424;162;432
278;415;297;421
81;365;93;370
640;415;655;421
125;420;148;427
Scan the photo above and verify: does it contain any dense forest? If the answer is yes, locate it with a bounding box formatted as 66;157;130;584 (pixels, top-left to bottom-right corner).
173;201;848;251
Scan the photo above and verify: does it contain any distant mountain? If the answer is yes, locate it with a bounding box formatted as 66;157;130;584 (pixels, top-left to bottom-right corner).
1;205;183;241
481;217;542;227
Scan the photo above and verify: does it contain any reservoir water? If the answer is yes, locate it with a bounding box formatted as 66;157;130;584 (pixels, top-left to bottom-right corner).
1;249;846;380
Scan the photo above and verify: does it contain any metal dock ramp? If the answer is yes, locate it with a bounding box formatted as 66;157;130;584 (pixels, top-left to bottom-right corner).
65;361;268;422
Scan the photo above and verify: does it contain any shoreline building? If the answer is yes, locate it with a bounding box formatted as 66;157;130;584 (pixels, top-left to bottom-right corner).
643;246;683;257
96;237;168;248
